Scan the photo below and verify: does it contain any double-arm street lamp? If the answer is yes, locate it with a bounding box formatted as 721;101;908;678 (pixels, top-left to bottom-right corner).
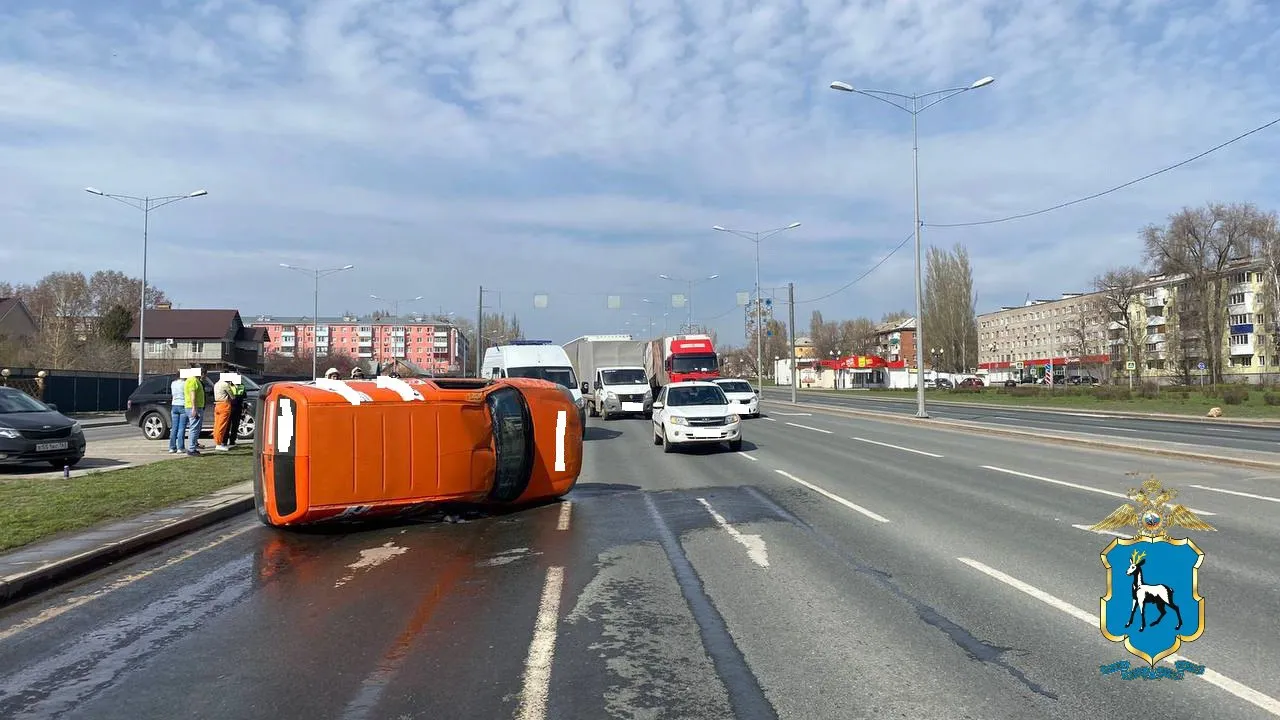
370;294;423;319
829;74;994;417
713;222;801;394
658;273;719;332
84;187;208;383
281;263;355;379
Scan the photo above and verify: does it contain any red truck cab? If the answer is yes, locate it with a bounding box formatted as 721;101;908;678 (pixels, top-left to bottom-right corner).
667;336;719;382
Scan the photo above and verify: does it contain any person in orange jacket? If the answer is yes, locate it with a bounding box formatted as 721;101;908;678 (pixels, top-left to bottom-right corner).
212;374;234;450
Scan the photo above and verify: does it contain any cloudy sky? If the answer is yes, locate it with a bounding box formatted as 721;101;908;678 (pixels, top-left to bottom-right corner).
2;0;1278;346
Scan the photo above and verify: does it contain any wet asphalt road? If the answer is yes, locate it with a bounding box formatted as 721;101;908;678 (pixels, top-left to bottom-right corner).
762;387;1280;454
2;410;1279;719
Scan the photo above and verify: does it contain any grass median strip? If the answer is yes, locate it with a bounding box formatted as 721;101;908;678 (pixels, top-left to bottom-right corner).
798;387;1280;419
0;451;253;553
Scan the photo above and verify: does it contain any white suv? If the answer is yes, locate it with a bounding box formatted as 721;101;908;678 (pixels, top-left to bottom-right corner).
651;381;742;453
711;378;759;418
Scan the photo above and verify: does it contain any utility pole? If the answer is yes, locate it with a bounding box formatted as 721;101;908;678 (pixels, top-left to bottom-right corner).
475;286;484;378
788;282;797;404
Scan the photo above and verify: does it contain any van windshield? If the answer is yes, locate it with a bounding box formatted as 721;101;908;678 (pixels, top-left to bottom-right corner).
601;369;647;385
507;365;578;390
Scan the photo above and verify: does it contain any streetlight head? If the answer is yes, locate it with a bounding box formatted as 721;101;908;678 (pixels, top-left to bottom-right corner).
829;81;855;92
279;263;292;269
712;225;727;232
659;274;671;280
342;265;354;270
787;222;801;229
370;294;380;299
84;187;104;195
708;274;720;280
411;295;423;301
188;189;208;197
970;76;994;89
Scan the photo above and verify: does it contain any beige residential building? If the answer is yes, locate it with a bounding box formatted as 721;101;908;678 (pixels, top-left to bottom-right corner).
977;291;1109;380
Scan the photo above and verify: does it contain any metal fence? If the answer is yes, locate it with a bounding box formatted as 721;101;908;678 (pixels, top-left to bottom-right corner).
0;368;139;414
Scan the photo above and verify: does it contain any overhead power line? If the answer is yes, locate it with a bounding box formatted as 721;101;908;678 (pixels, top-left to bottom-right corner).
794;231;915;304
925;113;1280;229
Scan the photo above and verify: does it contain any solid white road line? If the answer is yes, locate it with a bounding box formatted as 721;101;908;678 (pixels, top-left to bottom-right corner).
772;412;813;416
516;565;565;720
853;436;943;458
785;422;833;434
736;451;758;461
958;557;1280;717
556;501;572;530
980;465;1217;516
554;410;567;472
1095;426;1138;433
763;417;777;422
774;469;890;523
1071;523;1128;538
697;498;769;567
1189;483;1280;504
0;523;256;643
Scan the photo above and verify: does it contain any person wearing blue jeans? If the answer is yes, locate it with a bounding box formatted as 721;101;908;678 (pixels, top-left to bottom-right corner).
184;370;207;455
168;376;188;453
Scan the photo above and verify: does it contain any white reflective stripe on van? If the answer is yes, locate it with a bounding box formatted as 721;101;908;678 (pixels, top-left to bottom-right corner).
375;375;425;401
312;378;372;405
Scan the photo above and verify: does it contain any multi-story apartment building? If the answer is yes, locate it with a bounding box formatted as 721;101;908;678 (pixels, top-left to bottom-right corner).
870;317;917;367
981;257;1277;384
248;314;470;376
977;291;1110;381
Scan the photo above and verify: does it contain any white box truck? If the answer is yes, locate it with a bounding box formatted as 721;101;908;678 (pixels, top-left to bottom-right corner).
481;341;587;427
564;335;652;420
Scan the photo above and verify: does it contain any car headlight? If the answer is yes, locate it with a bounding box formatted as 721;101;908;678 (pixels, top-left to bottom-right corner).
606;392;617;400
668;416;688;425
726;414;741;423
0;427;19;439
575;395;586;408
71;422;83;435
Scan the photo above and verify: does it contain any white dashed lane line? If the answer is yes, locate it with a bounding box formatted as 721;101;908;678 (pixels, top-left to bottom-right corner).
980;465;1217;516
784;422;833;435
556;501;572;530
958;557;1280;717
1189;484;1280;504
697;497;769;568
852;436;943;458
774;469;891;523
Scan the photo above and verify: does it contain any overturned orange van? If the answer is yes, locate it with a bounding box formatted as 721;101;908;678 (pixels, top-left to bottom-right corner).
252;376;584;527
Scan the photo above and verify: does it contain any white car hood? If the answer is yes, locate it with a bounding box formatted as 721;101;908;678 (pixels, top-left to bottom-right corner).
667;404;734;417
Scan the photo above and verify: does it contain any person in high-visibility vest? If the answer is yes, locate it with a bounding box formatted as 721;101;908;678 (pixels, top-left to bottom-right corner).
183;369;206;455
226;378;246;448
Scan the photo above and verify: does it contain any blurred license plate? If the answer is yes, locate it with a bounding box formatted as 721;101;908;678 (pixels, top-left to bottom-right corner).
36;441;69;452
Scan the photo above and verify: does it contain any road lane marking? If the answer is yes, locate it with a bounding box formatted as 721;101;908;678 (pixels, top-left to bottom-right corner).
1189;484;1280;503
958;557;1280;717
516;565;565;720
772;412;812;416
554;410;567;472
1071;524;1129;538
774;470;890;523
853;437;943;458
0;523;255;643
736;452;758;461
697;498;769;567
763;416;777;422
980;465;1217;516
556;501;572;530
785;422;833;434
1095;426;1138;433
1064;412;1112;418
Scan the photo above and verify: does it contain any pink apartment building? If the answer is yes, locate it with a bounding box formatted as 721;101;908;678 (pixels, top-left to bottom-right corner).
248;314;471;375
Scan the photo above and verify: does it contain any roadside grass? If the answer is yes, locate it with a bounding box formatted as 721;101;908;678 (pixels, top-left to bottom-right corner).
797;385;1280;419
0;450;253;553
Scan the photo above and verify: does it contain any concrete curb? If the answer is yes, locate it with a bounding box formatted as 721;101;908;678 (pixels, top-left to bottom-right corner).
79;419;129;429
0;496;254;608
770;399;1280;473
765;389;1280;429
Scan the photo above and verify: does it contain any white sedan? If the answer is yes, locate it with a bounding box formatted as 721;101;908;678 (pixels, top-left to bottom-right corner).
651;381;742;453
711;378;759;418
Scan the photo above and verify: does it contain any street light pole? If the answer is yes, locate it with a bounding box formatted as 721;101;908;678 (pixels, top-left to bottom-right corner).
281;263;355;379
829;75;994;418
84;187;208;384
658;273;719;332
713;222;801;393
370;294;423;320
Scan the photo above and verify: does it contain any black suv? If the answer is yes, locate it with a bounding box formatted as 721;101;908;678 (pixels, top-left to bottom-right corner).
125;372;261;441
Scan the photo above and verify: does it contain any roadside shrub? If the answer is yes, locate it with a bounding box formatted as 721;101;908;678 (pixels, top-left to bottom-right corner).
1264;392;1280;406
1009;386;1042;397
1094;386;1131;401
1177;391;1190;400
1221;386;1249;405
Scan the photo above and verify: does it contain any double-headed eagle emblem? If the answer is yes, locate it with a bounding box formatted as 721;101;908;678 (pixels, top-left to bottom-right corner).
1090;476;1216;539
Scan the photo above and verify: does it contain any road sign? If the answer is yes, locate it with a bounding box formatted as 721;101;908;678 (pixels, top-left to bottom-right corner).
1197;361;1206;370
1015;361;1024;370
1125;361;1136;371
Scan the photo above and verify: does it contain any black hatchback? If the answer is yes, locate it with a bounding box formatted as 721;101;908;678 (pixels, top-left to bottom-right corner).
0;386;88;469
125;373;261;442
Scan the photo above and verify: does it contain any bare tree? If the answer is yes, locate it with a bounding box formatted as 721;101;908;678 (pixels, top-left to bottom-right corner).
922;243;978;372
746;318;791;373
1143;203;1272;383
807;310;841;359
1062;295;1109;376
881;309;912;323
1093;266;1148;374
837;318;877;355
